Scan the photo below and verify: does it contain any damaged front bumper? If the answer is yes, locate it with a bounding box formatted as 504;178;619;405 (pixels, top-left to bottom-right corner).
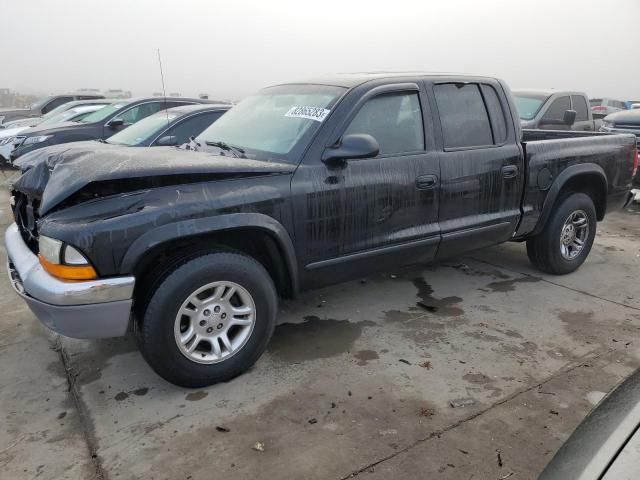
5;223;135;338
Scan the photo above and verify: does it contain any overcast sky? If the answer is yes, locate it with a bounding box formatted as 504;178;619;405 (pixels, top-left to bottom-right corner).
4;0;640;100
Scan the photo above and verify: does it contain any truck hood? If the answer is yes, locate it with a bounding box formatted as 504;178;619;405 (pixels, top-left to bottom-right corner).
605;110;640;126
12;143;295;215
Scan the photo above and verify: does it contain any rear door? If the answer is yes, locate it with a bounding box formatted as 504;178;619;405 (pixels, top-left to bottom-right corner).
430;80;523;259
571;95;593;130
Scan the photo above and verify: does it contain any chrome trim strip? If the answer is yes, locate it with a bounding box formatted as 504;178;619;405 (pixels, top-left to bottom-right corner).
5;223;135;306
305;236;440;270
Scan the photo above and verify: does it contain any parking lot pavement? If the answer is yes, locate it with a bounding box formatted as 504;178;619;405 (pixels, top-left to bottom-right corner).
0;189;96;480
1;197;639;480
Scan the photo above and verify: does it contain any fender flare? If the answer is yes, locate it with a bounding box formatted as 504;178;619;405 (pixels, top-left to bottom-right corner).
533;163;607;236
120;212;299;293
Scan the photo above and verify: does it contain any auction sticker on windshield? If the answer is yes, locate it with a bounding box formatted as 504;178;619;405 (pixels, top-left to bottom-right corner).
285;106;330;122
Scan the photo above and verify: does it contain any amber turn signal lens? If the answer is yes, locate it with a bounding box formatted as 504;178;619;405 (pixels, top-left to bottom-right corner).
38;254;97;280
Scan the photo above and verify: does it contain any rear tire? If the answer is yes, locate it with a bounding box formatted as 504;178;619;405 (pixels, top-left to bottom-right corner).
526;192;597;275
137;251;277;388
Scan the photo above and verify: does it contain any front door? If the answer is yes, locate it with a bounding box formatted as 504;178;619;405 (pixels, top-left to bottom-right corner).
293;82;440;288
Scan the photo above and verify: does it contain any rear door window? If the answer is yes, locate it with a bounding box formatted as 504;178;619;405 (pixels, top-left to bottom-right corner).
434;83;493;149
571;95;589;121
542;96;570;122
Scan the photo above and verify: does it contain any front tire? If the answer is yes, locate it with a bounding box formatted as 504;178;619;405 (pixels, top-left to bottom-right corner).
137;251;277;388
526;192;597;275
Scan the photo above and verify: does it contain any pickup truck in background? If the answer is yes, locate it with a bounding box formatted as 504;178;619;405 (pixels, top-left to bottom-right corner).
0;93;104;126
513;89;597;131
6;73;638;387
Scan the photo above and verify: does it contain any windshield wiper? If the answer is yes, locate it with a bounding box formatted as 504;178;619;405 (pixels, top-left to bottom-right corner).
205;140;245;158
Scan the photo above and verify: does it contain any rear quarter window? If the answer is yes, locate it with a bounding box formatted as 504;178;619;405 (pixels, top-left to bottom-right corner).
480;85;508;144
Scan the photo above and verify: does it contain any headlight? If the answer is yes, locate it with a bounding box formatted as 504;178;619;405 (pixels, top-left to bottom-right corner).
601;120;614;128
38;235;97;280
0;136;15;146
22;135;52;146
39;235;63;264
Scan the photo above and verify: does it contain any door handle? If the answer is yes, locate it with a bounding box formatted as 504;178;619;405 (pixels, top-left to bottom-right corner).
416;174;438;190
502;166;518;179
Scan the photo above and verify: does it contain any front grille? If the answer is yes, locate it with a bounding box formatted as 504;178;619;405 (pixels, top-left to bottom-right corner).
12;191;40;253
7;258;25;295
613;124;640;131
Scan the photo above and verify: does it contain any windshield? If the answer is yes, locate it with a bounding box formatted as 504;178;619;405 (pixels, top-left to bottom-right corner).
108;110;180;145
29;96;51;110
513;94;547;120
589;99;602;107
39;105;106;126
196;84;346;161
79;103;126;123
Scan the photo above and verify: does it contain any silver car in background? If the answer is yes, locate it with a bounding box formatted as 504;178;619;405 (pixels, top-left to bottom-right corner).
590;97;627;117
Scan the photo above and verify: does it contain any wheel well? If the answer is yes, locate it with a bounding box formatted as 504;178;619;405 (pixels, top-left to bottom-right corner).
558;174;607;220
132;228;294;314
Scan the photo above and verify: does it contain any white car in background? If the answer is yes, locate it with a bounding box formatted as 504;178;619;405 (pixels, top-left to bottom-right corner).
0;103;111;163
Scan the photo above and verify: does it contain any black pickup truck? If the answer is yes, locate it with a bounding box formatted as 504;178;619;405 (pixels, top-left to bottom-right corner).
6;73;638;387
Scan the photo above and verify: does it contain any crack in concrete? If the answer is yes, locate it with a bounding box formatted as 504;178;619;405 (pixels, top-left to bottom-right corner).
46;251;632;480
55;336;106;480
340;348;611;479
468;256;640;312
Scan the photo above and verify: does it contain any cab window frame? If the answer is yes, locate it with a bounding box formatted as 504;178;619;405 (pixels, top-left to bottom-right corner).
105;100;163;127
432;81;507;152
542;95;571;123
328;82;430;161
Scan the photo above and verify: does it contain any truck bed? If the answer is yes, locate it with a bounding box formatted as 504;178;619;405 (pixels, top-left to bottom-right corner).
516;129;637;237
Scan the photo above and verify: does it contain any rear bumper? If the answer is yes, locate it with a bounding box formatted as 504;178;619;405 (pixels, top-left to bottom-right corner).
5;223;135;338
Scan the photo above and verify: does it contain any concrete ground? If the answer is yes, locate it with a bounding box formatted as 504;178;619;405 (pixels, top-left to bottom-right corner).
1;184;639;479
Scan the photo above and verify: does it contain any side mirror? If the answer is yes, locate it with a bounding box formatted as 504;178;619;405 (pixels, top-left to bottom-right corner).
107;118;125;129
563;109;577;125
322;133;380;166
156;135;177;146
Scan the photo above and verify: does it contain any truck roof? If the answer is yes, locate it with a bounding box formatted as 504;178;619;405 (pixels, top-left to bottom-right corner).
512;88;588;98
279;72;499;88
